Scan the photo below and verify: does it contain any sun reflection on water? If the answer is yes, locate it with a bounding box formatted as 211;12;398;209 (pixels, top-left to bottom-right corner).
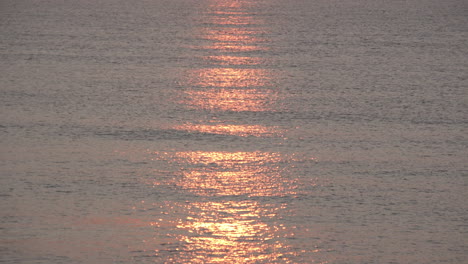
149;0;303;262
183;88;277;112
174;122;281;137
202;28;266;43
141;149;306;262
179;0;276;114
182;84;272;114
205;55;264;66
189;68;270;88
150;151;297;197
198;27;268;53
209;15;261;26
174;200;294;263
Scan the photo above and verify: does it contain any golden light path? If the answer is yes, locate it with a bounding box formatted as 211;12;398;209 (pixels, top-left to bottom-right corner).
175;200;293;263
189;68;270;88
205;55;263;66
151;0;300;262
202;28;267;43
182;88;277;112
151;151;297;197
174;122;281;137
146;150;299;263
178;0;274;115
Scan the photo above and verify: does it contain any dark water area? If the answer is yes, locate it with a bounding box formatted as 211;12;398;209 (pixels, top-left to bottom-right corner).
1;0;467;263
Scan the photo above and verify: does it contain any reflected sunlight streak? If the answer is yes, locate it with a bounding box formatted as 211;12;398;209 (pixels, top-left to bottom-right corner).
205;55;264;66
182;88;278;112
151;151;297;197
201;28;266;43
151;0;304;262
189;68;270;88
175;200;293;263
182;0;276;114
174;122;282;137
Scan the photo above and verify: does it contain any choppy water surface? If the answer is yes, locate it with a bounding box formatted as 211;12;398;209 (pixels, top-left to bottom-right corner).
1;0;467;263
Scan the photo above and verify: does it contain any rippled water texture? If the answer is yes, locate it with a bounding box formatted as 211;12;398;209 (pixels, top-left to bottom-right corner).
1;0;467;263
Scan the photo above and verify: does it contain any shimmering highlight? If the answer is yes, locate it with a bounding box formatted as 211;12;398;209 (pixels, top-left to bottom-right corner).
205;55;264;66
150;151;297;197
174;201;294;263
182;88;277;112
189;68;270;88
174;123;281;137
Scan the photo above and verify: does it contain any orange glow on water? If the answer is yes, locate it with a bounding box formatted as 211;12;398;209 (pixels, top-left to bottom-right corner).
142;149;305;262
210;15;260;26
209;11;249;16
180;169;291;197
151;151;296;197
183;88;277;112
207;0;243;9
169;151;282;168
180;0;276;115
150;1;299;260
174;122;281;137
201;28;266;43
182;66;277;112
197;20;267;54
189;68;270;88
175;200;293;263
204;43;266;52
205;55;263;66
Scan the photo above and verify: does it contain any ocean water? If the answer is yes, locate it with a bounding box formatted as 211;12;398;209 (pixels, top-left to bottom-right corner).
1;0;467;263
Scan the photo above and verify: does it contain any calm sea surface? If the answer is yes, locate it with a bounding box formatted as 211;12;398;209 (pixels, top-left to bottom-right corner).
1;0;467;263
